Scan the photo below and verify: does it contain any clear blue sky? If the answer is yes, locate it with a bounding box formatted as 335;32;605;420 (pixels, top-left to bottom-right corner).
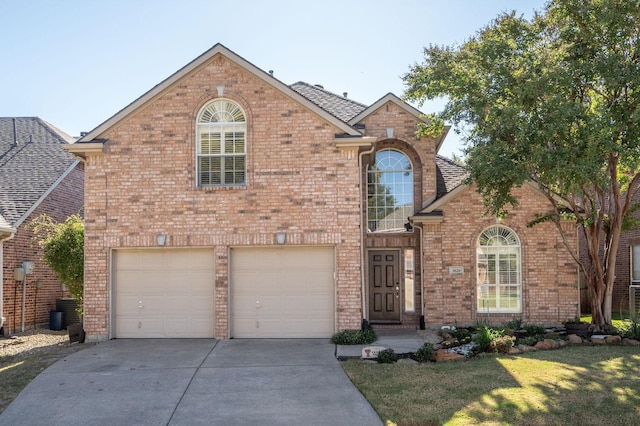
0;0;546;158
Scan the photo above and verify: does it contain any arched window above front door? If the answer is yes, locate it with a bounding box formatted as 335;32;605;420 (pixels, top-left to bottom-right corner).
367;149;413;233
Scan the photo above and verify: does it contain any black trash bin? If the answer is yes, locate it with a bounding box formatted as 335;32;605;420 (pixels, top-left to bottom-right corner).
49;310;64;331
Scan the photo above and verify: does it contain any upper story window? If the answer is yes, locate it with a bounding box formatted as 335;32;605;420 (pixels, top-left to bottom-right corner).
367;149;413;233
477;225;522;313
196;99;246;187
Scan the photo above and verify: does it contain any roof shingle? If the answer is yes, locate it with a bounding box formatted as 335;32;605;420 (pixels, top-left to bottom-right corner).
0;117;77;227
290;82;367;122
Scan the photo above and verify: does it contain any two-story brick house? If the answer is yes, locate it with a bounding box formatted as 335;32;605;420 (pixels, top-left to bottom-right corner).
67;44;579;342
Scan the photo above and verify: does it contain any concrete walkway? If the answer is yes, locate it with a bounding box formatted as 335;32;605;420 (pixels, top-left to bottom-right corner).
336;328;439;359
0;339;382;426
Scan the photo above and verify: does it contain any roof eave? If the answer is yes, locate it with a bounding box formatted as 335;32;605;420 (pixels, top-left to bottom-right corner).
63;142;106;159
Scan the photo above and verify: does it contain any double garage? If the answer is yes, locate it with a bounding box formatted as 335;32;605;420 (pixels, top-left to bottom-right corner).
112;246;335;339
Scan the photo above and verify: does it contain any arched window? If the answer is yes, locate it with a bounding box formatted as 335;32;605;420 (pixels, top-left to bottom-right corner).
367;149;413;233
196;99;246;187
476;225;522;313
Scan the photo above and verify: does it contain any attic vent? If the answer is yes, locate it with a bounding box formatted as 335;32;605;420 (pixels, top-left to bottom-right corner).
80;132;88;137
269;70;274;76
630;285;640;319
343;92;348;98
314;84;324;89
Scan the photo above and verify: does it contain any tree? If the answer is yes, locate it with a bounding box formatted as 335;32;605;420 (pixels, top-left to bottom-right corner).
403;0;640;327
31;214;84;314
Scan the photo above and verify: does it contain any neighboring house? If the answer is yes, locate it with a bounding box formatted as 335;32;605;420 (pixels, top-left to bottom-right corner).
66;44;578;342
0;117;84;334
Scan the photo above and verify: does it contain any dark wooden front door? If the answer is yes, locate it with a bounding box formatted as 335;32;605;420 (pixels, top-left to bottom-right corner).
368;250;401;322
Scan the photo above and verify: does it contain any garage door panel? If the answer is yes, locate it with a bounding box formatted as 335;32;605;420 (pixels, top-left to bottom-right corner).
231;247;335;338
114;248;215;338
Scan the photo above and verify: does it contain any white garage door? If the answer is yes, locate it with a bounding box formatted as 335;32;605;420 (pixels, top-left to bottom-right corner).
113;248;215;338
231;247;335;338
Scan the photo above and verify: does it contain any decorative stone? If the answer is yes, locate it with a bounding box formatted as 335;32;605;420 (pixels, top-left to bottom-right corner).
591;338;606;345
556;339;568;348
434;349;466;362
517;344;537;352
623;338;640;346
605;335;622;345
543;339;558;348
534;340;552;350
508;347;522;355
361;346;386;359
567;334;583;344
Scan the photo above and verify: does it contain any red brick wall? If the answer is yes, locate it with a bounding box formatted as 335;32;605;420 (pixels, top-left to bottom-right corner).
81;55;364;340
2;163;84;334
422;184;579;326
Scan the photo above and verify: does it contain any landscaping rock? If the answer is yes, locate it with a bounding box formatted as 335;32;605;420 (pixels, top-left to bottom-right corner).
605;335;622;345
544;339;558;348
508;347;522;355
516;344;537;352
591;338;606;345
567;334;583;344
534;340;552;350
556;339;568;348
623;338;640;346
435;349;466;362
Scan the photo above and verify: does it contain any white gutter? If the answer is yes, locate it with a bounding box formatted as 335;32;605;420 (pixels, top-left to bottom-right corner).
358;142;377;326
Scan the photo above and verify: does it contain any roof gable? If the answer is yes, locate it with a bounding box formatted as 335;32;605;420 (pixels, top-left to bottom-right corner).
76;44;363;145
0;117;78;227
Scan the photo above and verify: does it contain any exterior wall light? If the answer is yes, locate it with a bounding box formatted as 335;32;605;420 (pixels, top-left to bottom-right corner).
276;232;286;245
217;85;225;96
156;234;167;246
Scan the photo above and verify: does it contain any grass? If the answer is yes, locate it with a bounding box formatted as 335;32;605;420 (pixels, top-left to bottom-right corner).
342;346;640;425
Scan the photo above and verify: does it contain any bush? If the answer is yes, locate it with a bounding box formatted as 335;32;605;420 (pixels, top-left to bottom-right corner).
517;335;542;346
415;343;435;362
524;324;546;336
330;328;377;345
618;318;640;340
504;318;523;330
489;335;516;353
377;348;398;364
474;326;505;352
452;328;472;341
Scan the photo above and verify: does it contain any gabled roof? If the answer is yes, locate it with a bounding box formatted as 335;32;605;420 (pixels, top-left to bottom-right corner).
72;44;363;148
0;117;79;229
435;155;468;199
290;82;367;122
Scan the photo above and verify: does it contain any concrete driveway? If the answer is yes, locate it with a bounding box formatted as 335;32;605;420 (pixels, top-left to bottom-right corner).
0;339;382;426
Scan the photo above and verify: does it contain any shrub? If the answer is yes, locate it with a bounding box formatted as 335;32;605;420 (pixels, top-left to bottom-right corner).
452;328;472;341
474;326;505;352
524;324;546;336
504;318;523;330
330;328;377;345
377;348;398;364
618;319;640;340
415;342;435;362
517;335;542;346
489;335;516;353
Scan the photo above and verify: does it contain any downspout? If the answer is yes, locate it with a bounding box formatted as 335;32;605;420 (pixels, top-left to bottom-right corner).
416;223;425;322
0;233;16;333
359;142;377;325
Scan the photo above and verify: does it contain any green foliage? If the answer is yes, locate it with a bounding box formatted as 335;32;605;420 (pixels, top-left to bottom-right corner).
504;318;524;330
30;214;84;315
402;0;640;327
474;326;505;352
330;328;377;345
452;328;472;341
524;324;546;336
617;319;640;340
376;348;398;364
415;342;434;363
517;335;543;346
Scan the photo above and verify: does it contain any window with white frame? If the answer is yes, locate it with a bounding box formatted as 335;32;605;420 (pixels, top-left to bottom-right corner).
196;99;246;187
631;245;640;284
367;149;413;233
477;225;522;313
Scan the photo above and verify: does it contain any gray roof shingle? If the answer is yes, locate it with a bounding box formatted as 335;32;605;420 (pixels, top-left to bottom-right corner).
290;82;367;122
0;117;77;227
436;155;469;198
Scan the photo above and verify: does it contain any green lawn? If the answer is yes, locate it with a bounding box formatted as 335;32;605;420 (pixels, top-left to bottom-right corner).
342;346;640;426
